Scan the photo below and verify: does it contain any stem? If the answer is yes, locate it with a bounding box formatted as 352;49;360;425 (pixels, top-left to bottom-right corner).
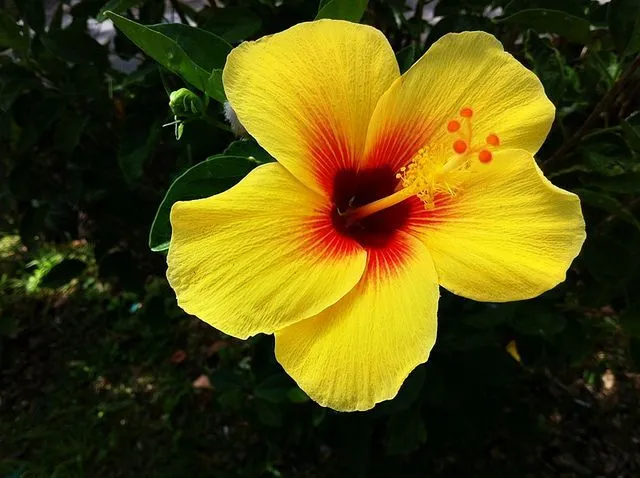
542;54;640;172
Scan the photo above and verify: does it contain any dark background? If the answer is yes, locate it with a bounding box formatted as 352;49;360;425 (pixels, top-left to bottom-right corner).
1;0;640;476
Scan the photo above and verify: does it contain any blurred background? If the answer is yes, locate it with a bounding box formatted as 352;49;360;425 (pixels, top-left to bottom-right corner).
1;0;640;476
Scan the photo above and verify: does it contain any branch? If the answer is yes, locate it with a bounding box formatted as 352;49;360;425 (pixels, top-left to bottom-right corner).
542;54;640;173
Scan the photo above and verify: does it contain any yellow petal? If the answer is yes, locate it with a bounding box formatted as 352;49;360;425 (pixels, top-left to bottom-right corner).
275;232;439;412
408;149;586;302
364;31;554;173
223;20;399;196
167;163;367;339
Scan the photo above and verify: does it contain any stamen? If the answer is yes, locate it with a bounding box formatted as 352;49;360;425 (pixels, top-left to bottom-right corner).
486;133;500;146
460;107;473;118
453;140;467;154
478;150;492;163
341;106;500;221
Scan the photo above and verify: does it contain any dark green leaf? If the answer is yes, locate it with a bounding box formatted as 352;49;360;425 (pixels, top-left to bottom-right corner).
0;10;29;52
372;366;425;417
622;112;640;151
149;155;259;252
254;399;283;427
496;9;591;44
106;12;231;102
118;116;162;185
395;43;416;73
426;15;493;45
223;139;275;164
525;31;566;102
608;0;640;57
385;407;427;455
621;305;640;337
199;7;262;43
577;189;640;232
510;306;566;338
581;235;639;284
14;0;44;32
316;0;368;23
41;30;106;65
97;0;145;22
287;387;309;404
254;374;292;404
40;259;87;288
504;0;585;17
54;113;88;156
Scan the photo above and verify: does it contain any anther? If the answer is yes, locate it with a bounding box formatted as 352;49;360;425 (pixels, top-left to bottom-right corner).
453;140;467;154
478;150;492;163
486;134;500;146
460;107;473;118
447;120;461;132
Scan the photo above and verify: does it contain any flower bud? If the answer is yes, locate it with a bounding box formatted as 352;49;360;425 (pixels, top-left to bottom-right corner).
169;88;205;119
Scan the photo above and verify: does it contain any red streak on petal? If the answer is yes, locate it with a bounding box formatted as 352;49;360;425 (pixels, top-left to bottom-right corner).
365;120;434;173
305;110;356;197
303;203;363;261
364;234;413;279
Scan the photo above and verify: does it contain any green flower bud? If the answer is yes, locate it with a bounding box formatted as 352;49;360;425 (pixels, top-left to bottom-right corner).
169;88;205;119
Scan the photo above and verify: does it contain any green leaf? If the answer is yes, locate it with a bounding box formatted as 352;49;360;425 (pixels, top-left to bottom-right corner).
496;9;591;44
254;399;283;427
254;374;292;404
504;0;584;17
510;306;566;338
199;7;262;43
372;366;425;417
621;305;640;338
385;407;427;455
97;0;144;22
40;259;87;288
576;189;640;232
395;43;416;74
118;116;162;185
622;112;640;151
0;10;29;52
525;31;566;103
149;155;259;252
287;387;309;404
105;12;231;103
54;113;88;157
608;0;640;57
223;139;275;164
14;0;44;32
41;30;107;65
316;0;368;23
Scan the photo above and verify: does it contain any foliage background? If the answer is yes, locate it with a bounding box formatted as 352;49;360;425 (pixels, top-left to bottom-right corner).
1;0;640;476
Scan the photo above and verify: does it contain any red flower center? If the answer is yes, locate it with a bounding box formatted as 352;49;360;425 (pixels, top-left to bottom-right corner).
331;166;411;249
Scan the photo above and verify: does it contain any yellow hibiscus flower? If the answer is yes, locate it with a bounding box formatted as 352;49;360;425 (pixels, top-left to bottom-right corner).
166;20;586;411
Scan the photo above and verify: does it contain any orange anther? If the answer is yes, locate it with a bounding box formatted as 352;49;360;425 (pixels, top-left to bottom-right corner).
460;107;473;118
453;140;467;154
447;120;461;132
478;150;492;163
486;134;500;146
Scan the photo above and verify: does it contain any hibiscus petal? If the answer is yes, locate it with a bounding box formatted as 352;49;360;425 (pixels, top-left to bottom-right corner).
167;163;367;339
223;20;399;197
364;31;554;173
408;149;586;302
275;231;439;412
